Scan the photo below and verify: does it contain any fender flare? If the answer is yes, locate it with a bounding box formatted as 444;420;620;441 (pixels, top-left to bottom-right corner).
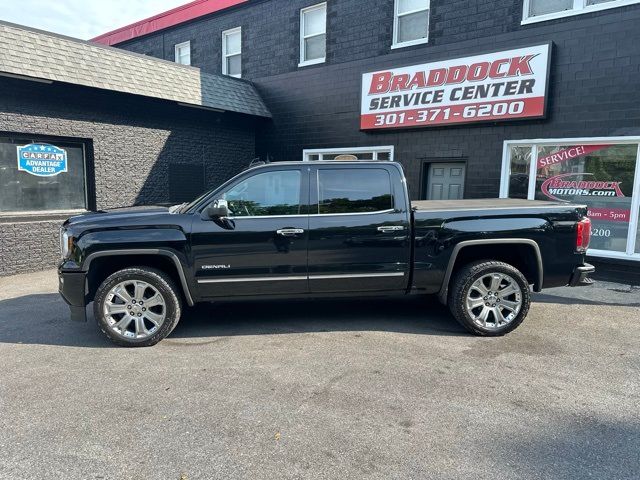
437;239;543;305
83;249;195;306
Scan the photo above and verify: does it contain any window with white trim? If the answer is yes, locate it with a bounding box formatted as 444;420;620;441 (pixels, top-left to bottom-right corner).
303;146;394;162
300;3;326;67
174;41;191;66
393;0;430;49
522;0;640;24
222;27;242;78
500;138;640;261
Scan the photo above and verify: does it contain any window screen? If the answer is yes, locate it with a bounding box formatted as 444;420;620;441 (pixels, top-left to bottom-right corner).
0;136;87;213
301;3;326;63
529;0;573;16
395;0;430;45
318;169;393;214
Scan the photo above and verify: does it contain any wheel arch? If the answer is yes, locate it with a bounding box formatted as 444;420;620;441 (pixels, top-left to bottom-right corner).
438;239;543;304
83;249;195;306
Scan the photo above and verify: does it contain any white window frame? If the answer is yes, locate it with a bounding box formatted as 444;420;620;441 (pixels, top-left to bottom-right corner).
392;0;430;49
299;3;327;67
222;27;242;78
174;41;191;66
303;146;395;162
522;0;640;25
500;137;640;261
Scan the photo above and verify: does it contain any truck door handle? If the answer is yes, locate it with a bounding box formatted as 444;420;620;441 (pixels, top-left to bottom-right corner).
377;226;406;233
277;228;305;236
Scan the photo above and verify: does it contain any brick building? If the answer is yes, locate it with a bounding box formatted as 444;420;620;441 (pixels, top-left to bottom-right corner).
1;0;640;276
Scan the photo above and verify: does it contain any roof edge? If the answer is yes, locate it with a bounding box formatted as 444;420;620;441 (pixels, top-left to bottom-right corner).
91;0;248;46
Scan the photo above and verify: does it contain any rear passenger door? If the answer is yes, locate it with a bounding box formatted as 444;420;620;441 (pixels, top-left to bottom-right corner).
307;164;411;293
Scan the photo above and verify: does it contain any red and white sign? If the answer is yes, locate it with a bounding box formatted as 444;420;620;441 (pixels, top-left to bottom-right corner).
537;145;611;169
361;44;551;130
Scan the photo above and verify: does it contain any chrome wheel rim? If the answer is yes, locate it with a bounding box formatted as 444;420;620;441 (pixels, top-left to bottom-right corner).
466;273;523;330
104;280;166;340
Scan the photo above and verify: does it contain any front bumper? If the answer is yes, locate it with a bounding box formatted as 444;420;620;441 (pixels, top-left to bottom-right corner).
569;263;595;287
58;269;88;322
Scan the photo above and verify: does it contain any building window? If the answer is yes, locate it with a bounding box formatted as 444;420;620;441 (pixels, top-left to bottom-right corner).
0;136;88;214
222;27;242;78
174;41;191;65
522;0;640;24
393;0;430;49
303;146;394;161
300;3;327;67
500;138;640;261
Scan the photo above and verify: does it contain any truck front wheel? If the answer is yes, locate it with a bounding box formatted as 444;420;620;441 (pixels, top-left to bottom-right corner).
449;261;531;336
94;267;182;347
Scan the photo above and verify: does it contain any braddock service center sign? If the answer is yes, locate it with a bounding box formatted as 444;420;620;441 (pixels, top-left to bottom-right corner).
361;44;551;130
17;143;68;177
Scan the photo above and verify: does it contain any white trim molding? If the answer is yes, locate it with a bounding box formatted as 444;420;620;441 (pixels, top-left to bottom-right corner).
174;41;191;66
303;145;395;162
299;2;327;67
500;136;640;261
222;27;242;78
522;0;640;25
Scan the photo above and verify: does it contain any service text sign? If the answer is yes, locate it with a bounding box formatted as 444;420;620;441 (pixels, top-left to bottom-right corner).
361;44;551;130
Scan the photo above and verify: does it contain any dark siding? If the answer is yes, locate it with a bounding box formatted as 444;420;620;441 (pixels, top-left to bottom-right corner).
0;77;257;275
116;0;640;198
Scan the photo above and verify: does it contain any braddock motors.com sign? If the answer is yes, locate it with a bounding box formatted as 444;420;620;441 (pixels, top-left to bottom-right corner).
361;44;551;129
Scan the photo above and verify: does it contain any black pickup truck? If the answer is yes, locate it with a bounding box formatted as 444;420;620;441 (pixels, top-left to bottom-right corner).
59;161;594;347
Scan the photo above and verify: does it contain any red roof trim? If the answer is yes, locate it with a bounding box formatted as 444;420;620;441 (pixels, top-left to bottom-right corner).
91;0;248;46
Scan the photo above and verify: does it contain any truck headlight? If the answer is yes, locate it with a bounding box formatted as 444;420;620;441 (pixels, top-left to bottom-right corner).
60;229;74;259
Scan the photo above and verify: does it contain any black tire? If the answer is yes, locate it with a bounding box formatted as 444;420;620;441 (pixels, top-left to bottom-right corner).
448;260;531;337
94;267;182;347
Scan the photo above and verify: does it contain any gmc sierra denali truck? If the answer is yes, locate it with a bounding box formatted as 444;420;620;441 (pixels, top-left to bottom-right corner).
58;161;594;347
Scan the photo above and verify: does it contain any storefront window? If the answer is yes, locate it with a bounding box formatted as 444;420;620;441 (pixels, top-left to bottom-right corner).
535;144;636;253
0;136;87;213
507;146;531;199
502;139;640;260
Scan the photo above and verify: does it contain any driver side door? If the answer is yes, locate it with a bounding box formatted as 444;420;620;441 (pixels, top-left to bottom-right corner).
190;167;310;299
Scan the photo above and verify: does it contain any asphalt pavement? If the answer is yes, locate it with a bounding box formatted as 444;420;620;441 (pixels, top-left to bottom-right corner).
0;270;638;480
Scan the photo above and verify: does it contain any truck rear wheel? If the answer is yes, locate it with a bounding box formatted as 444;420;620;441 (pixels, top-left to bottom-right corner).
94;267;182;347
448;260;531;336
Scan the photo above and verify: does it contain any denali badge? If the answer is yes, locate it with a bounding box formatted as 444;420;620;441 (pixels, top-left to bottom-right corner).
202;265;231;270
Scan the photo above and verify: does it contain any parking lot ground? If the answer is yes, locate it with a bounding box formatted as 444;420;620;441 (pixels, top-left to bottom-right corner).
0;270;639;480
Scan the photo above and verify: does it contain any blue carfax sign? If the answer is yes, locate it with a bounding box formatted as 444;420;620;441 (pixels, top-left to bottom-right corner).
17;143;68;177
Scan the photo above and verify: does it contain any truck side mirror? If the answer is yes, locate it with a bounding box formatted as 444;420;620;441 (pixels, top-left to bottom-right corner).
205;199;230;219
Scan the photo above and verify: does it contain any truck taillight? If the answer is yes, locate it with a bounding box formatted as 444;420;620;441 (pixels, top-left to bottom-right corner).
576;217;591;253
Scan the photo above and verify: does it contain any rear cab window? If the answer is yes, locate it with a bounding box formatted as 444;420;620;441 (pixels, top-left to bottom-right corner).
317;168;395;214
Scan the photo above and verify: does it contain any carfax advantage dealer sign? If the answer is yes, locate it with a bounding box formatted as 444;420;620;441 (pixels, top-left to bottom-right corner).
361;44;551;130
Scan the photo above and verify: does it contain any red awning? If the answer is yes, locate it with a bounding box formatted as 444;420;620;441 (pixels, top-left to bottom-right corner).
91;0;248;46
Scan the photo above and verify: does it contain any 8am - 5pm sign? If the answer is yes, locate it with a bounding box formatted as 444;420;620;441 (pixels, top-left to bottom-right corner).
361;44;551;130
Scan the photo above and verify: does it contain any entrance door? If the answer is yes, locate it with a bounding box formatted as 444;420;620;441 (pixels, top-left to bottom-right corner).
425;162;466;200
190;167;309;298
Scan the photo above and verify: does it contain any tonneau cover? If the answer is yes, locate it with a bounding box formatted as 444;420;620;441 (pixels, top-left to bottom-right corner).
412;198;568;211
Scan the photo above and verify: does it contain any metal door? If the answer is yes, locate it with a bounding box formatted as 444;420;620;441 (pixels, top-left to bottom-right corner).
426;163;466;200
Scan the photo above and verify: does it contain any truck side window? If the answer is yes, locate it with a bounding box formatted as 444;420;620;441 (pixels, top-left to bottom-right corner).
318;169;394;214
224;170;302;217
